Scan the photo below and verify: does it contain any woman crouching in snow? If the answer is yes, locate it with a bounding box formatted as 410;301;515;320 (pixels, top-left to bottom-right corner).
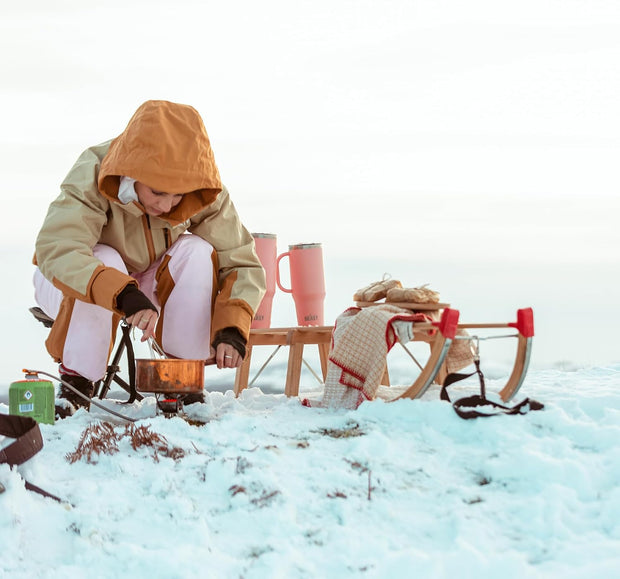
33;100;266;418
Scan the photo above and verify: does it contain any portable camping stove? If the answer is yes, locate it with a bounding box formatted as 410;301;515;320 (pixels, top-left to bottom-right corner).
155;394;186;417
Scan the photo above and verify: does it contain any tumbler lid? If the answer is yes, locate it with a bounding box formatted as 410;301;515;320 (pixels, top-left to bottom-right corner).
252;232;277;239
289;242;322;250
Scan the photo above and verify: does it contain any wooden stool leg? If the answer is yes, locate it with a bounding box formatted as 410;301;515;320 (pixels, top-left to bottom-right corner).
318;342;330;380
285;343;304;397
234;344;253;397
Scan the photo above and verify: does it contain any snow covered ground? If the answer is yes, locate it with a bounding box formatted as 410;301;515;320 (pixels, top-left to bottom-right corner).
1;360;619;578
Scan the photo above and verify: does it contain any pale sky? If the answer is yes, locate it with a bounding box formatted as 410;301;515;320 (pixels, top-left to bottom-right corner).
2;0;619;260
0;0;618;378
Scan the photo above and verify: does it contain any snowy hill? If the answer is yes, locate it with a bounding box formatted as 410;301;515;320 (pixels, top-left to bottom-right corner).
2;363;619;577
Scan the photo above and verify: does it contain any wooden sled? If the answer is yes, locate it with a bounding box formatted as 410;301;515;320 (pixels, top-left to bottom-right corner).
234;306;534;404
381;306;534;403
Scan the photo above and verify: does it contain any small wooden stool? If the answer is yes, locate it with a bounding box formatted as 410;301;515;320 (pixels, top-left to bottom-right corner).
234;326;334;397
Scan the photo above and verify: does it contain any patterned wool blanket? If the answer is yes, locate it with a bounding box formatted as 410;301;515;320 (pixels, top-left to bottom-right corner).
315;305;429;409
309;305;474;410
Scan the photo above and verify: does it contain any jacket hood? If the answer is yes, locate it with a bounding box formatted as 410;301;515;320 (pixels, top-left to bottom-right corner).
98;100;222;225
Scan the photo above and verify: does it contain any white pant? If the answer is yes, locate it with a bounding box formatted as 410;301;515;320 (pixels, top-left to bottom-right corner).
34;234;215;381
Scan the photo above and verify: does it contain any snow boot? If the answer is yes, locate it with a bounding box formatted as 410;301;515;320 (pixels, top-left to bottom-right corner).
55;374;96;419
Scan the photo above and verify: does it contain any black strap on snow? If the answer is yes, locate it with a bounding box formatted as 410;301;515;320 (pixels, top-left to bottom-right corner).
0;414;63;502
440;359;544;419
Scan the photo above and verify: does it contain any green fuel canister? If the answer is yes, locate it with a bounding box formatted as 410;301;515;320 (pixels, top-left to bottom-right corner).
9;370;55;425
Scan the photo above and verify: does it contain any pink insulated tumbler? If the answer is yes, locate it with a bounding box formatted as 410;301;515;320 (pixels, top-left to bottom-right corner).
251;233;277;329
276;243;326;326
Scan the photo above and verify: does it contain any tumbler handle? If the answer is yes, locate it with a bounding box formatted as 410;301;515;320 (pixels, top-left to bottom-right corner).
276;252;292;293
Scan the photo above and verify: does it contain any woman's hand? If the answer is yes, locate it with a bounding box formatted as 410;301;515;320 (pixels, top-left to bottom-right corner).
207;343;243;369
126;308;159;342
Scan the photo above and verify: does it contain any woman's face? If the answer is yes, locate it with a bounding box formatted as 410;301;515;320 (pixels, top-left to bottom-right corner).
134;182;183;216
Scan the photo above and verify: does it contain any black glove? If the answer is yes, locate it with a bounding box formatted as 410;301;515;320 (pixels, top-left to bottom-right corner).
116;284;157;318
212;327;247;359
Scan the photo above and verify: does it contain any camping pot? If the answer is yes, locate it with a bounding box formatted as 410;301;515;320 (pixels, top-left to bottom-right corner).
135;359;205;394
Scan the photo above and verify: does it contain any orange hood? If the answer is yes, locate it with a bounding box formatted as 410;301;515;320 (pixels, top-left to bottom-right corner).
98;100;222;225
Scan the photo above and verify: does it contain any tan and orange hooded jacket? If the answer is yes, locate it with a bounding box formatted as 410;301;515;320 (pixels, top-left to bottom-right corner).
35;100;266;347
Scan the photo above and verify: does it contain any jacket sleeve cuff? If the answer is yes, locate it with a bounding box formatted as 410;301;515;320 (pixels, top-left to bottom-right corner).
89;266;137;313
211;298;254;343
